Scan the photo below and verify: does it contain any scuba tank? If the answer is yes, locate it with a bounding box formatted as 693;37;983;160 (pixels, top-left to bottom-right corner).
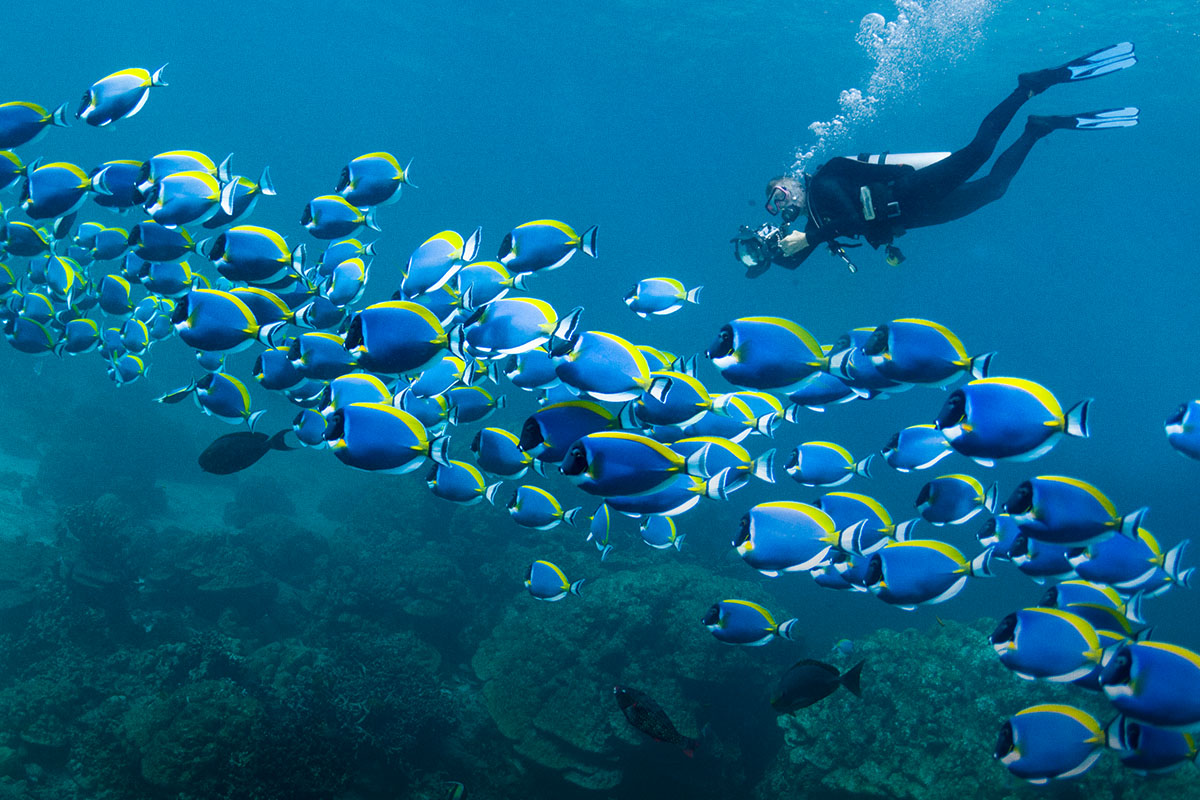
847;152;951;170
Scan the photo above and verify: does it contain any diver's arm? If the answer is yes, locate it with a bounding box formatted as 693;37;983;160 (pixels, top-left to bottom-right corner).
777;230;809;257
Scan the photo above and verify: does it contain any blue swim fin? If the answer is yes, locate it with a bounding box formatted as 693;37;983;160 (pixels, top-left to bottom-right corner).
1019;42;1136;94
1029;106;1140;132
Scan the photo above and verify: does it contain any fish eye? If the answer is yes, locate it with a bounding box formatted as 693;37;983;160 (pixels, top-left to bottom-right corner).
993;721;1015;759
343;316;364;350
864;555;883;587
518;418;543;451
470;430;483;452
862;324;889;356
300;205;312;226
1039;586;1058;607
169;296;189;323
915;484;932;506
989;613;1017;645
934;391;966;429
705;326;735;359
1003;483;1033;514
1101;648;1134;686
975;517;997;543
701;604;721;626
324;410;345;441
76;91;91;117
734;514;751;547
1010;534;1029;558
1124;720;1142;750
424;462;440;483
1167;404;1187;425
883;432;899;451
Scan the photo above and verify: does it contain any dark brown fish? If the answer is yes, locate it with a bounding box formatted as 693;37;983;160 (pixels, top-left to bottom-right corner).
198;429;292;475
770;659;864;713
613;686;699;756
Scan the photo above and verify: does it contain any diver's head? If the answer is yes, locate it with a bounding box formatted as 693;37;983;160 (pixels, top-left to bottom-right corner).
765;175;806;222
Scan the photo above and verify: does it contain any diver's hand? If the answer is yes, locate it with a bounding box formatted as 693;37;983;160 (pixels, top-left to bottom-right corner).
778;230;808;256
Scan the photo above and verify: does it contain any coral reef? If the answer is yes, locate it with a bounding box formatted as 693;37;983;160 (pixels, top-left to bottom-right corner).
758;619;1199;800
472;561;791;792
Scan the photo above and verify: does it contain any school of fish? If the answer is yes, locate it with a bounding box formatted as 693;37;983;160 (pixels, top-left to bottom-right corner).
2;67;1199;783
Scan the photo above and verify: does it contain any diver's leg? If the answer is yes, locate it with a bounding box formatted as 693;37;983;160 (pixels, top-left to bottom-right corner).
898;86;1032;198
905;121;1045;227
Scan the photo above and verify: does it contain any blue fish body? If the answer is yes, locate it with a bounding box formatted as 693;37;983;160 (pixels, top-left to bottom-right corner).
990;608;1103;682
253;346;303;391
1003;475;1143;547
426;459;492;505
471;427;531;479
881;424;954;472
866;540;993;609
1165;401;1200;460
0;101;68;149
934;377;1091;465
325;402;434;474
706;317;826;391
77;66;166;126
519;401;614;464
505;485;579;530
995;704;1104;783
171;288;260;353
1100;642;1200;731
344;301;446;374
702;599;796;646
786;441;873;487
735;502;838;577
498;219;597;275
525;560;583;601
640;515;683;550
301;195;378;240
915;474;995;525
337;152;410;207
560;431;696;497
289;332;357;381
864;318;991;386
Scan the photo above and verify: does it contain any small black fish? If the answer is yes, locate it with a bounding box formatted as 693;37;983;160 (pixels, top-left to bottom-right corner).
198;429;293;475
771;659;864;713
613;685;699;756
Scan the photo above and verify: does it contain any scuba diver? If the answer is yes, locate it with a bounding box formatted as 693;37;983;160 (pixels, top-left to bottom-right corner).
733;42;1138;277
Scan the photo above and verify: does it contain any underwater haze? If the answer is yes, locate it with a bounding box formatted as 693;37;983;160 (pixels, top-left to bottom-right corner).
0;0;1199;798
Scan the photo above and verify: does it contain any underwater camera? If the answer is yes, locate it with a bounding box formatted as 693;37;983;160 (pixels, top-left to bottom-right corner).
732;223;780;269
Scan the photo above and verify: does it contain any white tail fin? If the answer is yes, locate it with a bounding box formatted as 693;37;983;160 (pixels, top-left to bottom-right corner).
219;179;238;216
854;453;876;479
428;435;452;466
753;449;775;483
983;482;998;513
579;225;598;258
970;351;995;380
1164;539;1190;582
150;63;169;87
563;506;583;527
569;578;585;597
463;226;482;262
1119;507;1148;539
685;285;702;304
893;518;919;542
259;166;276;196
364;206;381;232
647;375;673;404
1065;398;1093;438
485;482;505;505
217;153;234;183
970;546;996;578
776;619;799;641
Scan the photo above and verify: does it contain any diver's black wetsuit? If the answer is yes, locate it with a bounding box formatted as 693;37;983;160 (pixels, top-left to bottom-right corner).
778;84;1046;269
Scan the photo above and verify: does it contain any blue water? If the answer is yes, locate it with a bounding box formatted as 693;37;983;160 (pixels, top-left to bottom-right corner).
1;0;1198;797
